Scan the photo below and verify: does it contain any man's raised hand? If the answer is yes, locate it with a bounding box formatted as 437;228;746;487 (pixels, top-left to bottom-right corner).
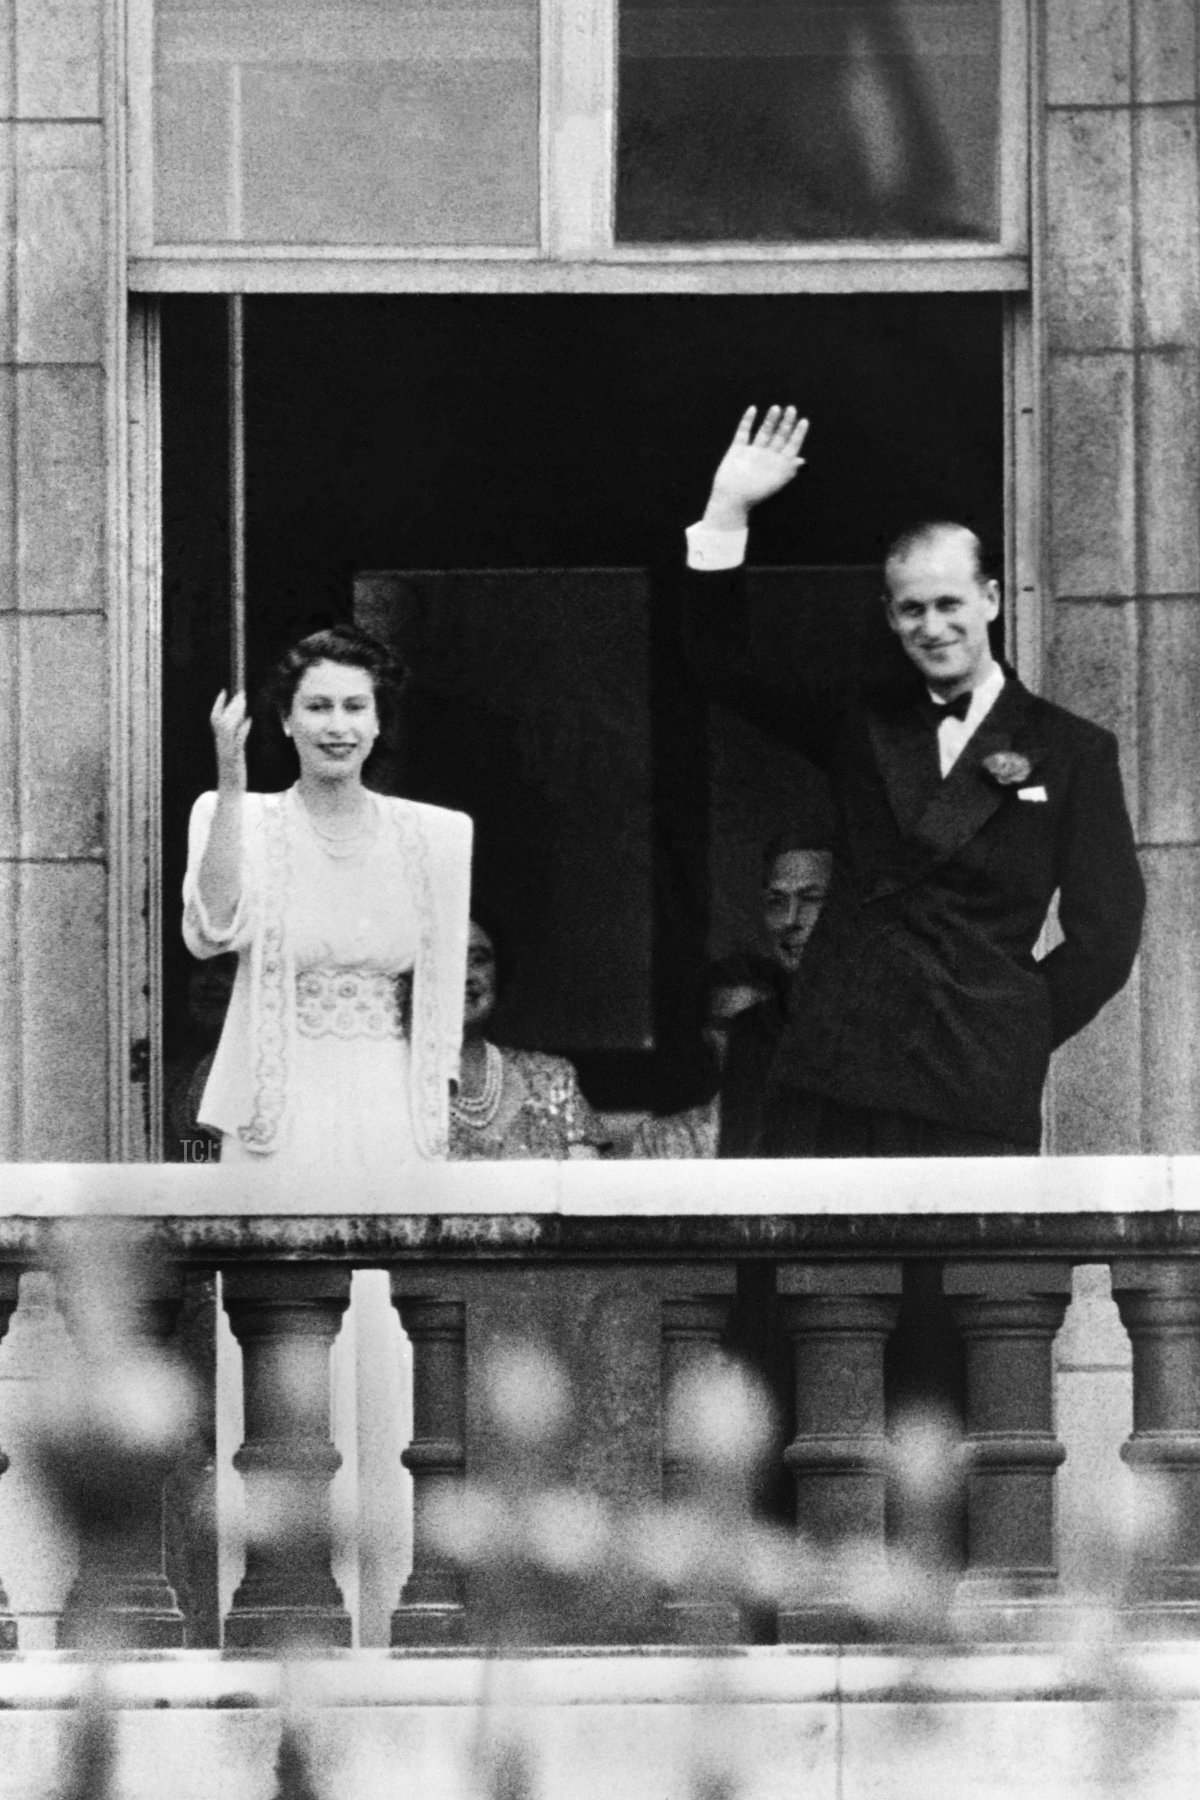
210;689;251;794
702;405;809;531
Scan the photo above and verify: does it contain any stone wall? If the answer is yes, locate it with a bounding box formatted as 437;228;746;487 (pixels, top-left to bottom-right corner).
0;0;115;1157
1044;1;1200;1152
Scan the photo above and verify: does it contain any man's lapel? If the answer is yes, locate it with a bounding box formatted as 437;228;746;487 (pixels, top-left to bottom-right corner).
864;677;1045;896
911;677;1044;861
865;703;941;837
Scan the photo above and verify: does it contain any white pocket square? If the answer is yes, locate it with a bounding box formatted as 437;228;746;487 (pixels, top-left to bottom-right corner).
1018;785;1048;802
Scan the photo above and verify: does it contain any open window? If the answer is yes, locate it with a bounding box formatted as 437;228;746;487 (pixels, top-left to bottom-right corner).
117;0;1037;1155
150;291;1018;1155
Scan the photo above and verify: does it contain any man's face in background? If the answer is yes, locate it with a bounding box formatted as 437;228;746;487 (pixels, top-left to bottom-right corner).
762;849;833;973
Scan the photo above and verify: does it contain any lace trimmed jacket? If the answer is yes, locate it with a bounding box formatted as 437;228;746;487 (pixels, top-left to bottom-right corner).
183;789;473;1159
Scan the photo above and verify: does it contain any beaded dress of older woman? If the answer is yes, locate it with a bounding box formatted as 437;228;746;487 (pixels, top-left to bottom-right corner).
183;626;472;1183
449;920;606;1160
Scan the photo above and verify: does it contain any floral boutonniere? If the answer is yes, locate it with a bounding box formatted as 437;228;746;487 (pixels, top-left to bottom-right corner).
981;750;1033;787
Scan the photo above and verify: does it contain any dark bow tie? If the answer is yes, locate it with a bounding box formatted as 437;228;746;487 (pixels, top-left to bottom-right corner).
919;690;973;728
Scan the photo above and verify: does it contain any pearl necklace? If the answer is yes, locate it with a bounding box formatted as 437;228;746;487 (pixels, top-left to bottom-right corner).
296;790;378;860
452;1041;504;1130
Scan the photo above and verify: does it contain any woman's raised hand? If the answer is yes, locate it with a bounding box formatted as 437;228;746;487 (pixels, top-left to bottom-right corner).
703;405;809;530
210;690;251;793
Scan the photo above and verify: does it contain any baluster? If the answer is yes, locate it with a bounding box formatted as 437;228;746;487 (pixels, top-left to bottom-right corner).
945;1262;1072;1638
223;1265;352;1649
660;1293;738;1643
57;1266;188;1649
391;1293;466;1645
1112;1261;1200;1633
777;1263;901;1642
0;1270;20;1648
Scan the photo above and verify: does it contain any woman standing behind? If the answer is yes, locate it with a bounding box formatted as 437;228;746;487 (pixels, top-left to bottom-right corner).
184;625;472;1179
450;918;608;1159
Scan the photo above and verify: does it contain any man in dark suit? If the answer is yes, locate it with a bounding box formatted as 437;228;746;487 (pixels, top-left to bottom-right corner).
718;834;832;1157
685;405;1145;1156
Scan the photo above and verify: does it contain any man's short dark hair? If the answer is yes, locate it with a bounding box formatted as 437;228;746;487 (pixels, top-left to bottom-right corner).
882;521;989;590
760;829;832;882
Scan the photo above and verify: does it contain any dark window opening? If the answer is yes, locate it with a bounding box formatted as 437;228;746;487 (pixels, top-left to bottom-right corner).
160;293;1004;1155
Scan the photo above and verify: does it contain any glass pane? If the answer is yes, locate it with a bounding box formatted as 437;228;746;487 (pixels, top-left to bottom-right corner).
616;0;1004;243
153;0;540;245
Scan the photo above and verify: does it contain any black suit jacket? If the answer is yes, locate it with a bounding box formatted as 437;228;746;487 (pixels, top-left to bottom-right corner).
718;986;786;1159
685;566;1146;1146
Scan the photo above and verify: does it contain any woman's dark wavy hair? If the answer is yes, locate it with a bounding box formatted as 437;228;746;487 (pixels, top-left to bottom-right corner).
254;624;406;784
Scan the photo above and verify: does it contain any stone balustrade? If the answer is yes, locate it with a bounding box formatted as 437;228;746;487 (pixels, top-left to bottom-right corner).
0;1159;1198;1651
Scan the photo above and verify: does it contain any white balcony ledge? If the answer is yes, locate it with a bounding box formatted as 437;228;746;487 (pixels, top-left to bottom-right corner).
0;1156;1192;1221
0;1646;1198;1800
3;1642;1200;1705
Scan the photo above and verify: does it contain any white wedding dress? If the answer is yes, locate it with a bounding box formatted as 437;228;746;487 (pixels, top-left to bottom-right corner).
216;799;424;1178
184;785;473;1643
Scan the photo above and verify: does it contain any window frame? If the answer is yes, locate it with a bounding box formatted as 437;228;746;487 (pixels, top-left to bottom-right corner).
115;286;1042;1159
127;0;1031;294
115;0;1042;1154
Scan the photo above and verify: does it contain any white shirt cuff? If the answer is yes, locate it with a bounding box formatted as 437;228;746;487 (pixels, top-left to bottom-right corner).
686;520;749;571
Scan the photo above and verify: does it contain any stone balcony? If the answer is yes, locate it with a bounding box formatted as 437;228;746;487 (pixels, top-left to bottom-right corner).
0;1158;1198;1797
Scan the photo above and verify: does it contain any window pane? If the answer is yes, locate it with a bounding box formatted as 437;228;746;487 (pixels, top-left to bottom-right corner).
153;0;540;245
616;0;1004;243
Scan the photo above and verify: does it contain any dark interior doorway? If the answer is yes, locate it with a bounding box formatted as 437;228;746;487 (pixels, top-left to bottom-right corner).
160;292;1003;1151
